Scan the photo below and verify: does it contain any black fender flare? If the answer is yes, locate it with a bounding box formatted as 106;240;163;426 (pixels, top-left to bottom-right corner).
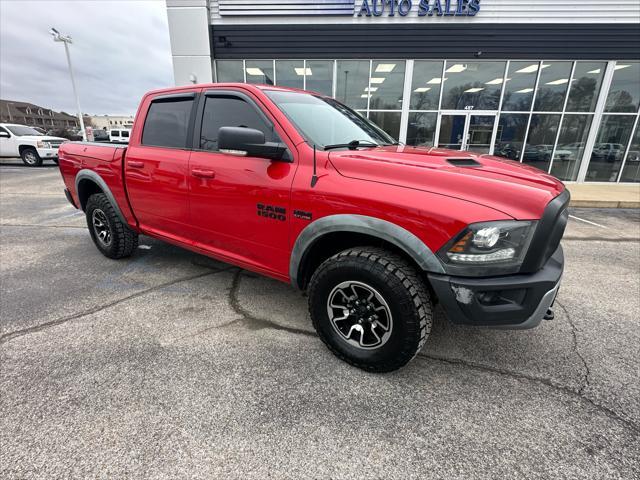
74;169;127;224
289;214;445;289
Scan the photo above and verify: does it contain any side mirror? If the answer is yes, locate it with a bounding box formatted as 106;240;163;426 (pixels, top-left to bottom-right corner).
0;131;9;138
218;126;290;161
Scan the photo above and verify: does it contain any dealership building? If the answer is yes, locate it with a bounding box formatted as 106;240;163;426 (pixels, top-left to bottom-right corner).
166;0;640;184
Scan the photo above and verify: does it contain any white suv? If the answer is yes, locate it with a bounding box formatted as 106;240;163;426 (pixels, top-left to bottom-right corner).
0;123;68;166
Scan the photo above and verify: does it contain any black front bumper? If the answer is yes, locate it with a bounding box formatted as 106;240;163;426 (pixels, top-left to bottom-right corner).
428;245;563;329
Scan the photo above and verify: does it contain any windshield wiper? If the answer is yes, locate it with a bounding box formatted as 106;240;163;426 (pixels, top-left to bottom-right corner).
323;140;380;151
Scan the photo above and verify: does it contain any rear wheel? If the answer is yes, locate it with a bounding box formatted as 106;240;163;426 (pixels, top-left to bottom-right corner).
20;147;42;167
308;247;433;372
85;193;138;259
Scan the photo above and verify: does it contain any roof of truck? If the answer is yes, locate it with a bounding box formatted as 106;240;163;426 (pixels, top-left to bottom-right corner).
144;83;324;98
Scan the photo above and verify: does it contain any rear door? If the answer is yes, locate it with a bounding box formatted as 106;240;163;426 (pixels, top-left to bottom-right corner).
124;91;197;242
188;89;297;277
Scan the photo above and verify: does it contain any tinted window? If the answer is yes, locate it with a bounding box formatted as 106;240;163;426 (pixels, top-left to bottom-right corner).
200;96;278;151
111;130;119;136
142;98;194;148
121;131;130;138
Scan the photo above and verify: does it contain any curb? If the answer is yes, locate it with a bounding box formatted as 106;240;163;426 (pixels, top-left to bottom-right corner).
570;200;640;209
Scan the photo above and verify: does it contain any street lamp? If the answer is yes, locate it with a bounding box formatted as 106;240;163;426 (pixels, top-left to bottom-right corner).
50;27;86;141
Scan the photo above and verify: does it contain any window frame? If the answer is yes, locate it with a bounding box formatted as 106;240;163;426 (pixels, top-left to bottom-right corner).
192;89;288;157
140;91;198;150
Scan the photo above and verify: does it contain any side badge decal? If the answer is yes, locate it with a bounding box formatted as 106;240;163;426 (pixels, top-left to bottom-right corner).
293;210;312;221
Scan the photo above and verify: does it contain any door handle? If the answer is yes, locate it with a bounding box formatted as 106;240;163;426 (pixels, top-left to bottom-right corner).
192;168;215;179
127;160;144;169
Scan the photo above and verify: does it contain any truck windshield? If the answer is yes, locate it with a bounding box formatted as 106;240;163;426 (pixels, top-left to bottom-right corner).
6;125;43;136
264;90;396;149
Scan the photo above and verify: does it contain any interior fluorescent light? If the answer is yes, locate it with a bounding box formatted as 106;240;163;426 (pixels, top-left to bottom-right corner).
587;69;601;74
485;78;504;85
427;77;445;84
615;64;631;70
446;64;467;73
369;77;386;84
375;63;396;73
364;87;378;92
413;87;431;93
514;88;534;94
515;64;549;74
464;87;485;93
294;67;312;76
245;68;264;76
360;94;371;98
545;78;569;85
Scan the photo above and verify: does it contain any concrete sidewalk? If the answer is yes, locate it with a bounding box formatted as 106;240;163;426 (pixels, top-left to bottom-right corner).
567;183;640;209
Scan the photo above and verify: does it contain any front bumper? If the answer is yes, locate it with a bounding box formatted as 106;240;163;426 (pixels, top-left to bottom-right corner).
428;245;563;329
36;147;59;159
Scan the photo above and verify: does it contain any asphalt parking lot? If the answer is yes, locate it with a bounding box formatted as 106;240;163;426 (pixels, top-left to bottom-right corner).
1;159;639;479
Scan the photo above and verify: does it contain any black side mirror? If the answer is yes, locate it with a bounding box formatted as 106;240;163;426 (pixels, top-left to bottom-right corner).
0;131;9;138
218;126;290;162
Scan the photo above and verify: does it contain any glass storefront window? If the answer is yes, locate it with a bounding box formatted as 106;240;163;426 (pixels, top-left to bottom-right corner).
369;61;405;110
522;114;562;172
619;122;640;182
406;112;437;146
501;61;539;112
336;60;370;110
605;62;640;113
566;62;606;112
493;113;529;160
369;111;401;140
550;114;593;181
275;60;304;89
305;60;333;97
410;61;443;110
534;62;573;112
245;60;274;85
586;115;636;181
216;60;244;83
441;61;506;110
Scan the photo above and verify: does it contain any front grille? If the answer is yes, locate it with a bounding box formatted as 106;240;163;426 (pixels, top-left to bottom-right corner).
48;140;64;147
520;189;570;273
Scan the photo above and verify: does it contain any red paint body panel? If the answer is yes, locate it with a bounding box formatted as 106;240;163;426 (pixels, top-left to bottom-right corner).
58;83;567;284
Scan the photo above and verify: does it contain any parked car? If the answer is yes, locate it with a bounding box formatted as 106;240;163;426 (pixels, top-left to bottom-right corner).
109;128;131;143
592;143;625;162
0;123;67;166
92;129;110;142
58;84;568;372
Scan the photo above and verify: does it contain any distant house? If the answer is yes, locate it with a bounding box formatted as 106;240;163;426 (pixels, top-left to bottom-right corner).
0;99;78;130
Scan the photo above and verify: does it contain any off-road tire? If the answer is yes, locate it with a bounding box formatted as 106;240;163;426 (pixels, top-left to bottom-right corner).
20;147;42;167
85;193;138;259
308;247;432;372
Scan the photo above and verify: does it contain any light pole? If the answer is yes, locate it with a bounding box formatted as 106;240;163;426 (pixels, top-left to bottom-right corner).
50;27;86;141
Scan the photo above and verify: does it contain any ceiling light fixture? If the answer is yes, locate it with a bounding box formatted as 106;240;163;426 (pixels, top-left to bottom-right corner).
375;64;396;73
514;88;534;94
414;87;431;93
446;64;467;73
615;64;631;70
370;77;386;84
464;87;485;93
294;67;312;76
545;78;569;85
245;68;264;76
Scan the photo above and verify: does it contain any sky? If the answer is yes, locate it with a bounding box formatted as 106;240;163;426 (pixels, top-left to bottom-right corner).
0;0;174;116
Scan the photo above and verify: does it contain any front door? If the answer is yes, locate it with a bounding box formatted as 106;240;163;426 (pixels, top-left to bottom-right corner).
188;90;297;277
438;112;497;154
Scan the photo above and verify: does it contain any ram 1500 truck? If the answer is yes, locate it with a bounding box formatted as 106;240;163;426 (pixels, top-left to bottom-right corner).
58;84;569;372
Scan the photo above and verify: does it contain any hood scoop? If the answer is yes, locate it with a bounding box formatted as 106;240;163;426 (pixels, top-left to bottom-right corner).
447;158;482;167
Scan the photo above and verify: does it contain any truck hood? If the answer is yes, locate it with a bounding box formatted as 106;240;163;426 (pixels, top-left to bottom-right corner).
328;145;566;220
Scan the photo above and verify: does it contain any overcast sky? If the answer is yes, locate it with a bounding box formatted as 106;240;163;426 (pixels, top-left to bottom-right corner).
0;0;174;116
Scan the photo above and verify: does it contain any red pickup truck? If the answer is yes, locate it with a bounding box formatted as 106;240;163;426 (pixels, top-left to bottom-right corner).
58;83;568;372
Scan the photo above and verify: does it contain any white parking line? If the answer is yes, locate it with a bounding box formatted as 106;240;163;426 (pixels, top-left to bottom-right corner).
569;214;610;229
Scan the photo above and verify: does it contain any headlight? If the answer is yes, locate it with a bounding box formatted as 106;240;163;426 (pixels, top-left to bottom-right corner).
438;220;537;276
37;141;51;148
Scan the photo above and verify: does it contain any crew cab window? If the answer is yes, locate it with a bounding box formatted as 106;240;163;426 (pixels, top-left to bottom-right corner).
121;130;130;138
111;130;119;136
142;97;194;148
200;96;278;151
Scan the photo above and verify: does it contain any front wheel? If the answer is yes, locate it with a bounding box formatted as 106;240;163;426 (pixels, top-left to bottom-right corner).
308;247;433;372
20;148;42;167
85;193;138;259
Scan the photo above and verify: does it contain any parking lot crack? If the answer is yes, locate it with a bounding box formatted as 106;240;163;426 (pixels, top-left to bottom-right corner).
0;268;232;346
418;353;638;435
226;270;316;338
556;300;591;395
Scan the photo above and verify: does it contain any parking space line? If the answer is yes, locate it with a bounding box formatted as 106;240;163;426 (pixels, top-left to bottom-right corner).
569;214;610;229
